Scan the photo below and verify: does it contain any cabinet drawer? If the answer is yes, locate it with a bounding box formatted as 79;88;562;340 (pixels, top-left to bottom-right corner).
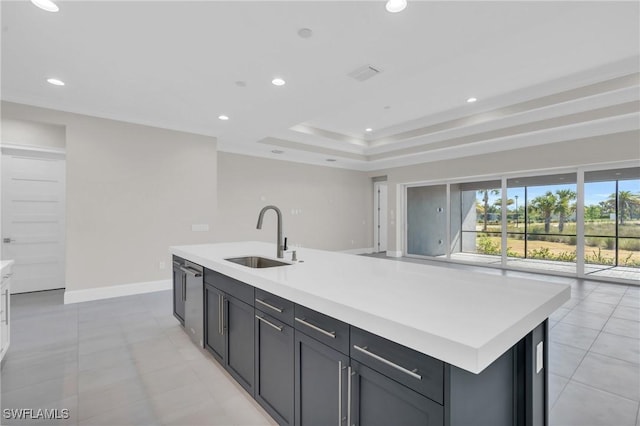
293;305;349;355
350;327;444;405
204;269;254;305
255;289;294;327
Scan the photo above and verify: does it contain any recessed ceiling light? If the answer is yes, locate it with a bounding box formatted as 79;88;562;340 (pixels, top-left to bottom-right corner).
326;159;337;162
271;150;284;154
271;78;286;86
365;128;373;132
31;0;59;12
297;28;313;39
466;97;477;103
218;115;229;121
385;0;407;13
46;78;65;86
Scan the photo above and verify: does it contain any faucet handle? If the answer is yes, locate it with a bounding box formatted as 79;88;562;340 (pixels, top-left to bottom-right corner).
283;237;288;251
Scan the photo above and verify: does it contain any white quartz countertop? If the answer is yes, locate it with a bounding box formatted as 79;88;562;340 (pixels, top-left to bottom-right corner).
170;241;570;374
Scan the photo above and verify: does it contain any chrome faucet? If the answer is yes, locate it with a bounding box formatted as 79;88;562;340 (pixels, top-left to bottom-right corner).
256;205;287;259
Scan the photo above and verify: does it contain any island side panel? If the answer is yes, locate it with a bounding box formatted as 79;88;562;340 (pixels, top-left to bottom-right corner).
446;347;514;426
446;320;548;426
525;320;548;426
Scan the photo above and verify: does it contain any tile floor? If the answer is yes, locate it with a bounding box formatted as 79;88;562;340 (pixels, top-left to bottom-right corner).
0;260;639;426
0;290;276;426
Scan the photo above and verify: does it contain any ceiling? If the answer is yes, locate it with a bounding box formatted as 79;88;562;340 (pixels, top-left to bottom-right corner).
2;1;639;171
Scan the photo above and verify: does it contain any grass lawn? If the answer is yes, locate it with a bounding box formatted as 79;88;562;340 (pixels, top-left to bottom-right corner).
481;236;639;266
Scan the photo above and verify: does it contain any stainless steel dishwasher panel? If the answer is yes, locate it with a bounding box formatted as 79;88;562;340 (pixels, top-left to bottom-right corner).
182;261;204;348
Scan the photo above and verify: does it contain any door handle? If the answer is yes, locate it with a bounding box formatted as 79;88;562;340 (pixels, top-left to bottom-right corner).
218;294;225;336
255;315;283;332
182;274;186;302
339;361;348;425
347;366;353;426
179;266;202;277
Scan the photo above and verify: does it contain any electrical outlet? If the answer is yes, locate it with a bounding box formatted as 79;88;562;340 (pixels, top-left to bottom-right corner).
536;342;543;373
159;261;166;270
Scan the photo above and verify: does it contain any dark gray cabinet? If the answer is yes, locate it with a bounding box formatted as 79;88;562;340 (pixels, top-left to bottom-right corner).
255;311;294;426
192;268;549;426
294;330;349;426
172;257;185;325
205;284;225;362
205;282;255;395
226;294;255;394
350;360;444;426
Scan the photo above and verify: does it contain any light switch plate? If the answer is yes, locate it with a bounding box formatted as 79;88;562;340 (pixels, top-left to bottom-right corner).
191;224;209;232
536;341;543;374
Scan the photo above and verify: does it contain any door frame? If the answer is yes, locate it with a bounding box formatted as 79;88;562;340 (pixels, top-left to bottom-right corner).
373;181;388;254
1;143;67;293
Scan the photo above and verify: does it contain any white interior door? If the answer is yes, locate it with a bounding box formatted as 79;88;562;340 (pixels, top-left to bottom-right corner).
374;182;388;253
1;148;66;293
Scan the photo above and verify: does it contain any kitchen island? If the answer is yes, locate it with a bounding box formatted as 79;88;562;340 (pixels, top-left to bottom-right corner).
170;241;570;426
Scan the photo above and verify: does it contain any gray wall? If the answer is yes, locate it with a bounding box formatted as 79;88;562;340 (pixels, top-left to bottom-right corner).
1;101;218;292
406;185;447;256
1;118;66;149
217;152;372;251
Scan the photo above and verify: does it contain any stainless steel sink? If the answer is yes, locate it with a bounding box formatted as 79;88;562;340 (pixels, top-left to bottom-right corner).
225;256;290;268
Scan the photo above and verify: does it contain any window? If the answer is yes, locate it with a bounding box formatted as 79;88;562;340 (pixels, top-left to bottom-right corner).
584;167;640;276
405;167;638;282
451;181;501;262
506;174;577;273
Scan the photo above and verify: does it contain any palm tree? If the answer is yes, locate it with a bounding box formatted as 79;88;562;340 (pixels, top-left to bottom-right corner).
531;191;557;233
555;189;576;232
478;189;500;231
609;191;640;225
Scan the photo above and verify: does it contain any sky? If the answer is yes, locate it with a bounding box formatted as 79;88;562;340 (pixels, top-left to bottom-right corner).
479;179;640;209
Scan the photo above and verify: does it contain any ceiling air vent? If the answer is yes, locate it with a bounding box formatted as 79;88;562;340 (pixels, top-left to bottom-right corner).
348;65;382;82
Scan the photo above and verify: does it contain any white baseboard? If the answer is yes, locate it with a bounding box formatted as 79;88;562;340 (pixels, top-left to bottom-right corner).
340;247;374;255
64;279;172;304
386;250;403;258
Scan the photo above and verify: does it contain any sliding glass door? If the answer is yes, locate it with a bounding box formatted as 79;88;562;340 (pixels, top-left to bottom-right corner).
404;166;639;283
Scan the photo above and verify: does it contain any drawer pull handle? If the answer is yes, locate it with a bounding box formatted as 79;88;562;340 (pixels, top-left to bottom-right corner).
255;315;283;332
255;298;283;313
353;345;422;380
295;317;336;339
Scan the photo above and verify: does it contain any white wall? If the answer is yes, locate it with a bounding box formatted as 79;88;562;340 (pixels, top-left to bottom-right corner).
217;152;372;252
372;130;640;253
1;118;66;149
1;101;217;293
